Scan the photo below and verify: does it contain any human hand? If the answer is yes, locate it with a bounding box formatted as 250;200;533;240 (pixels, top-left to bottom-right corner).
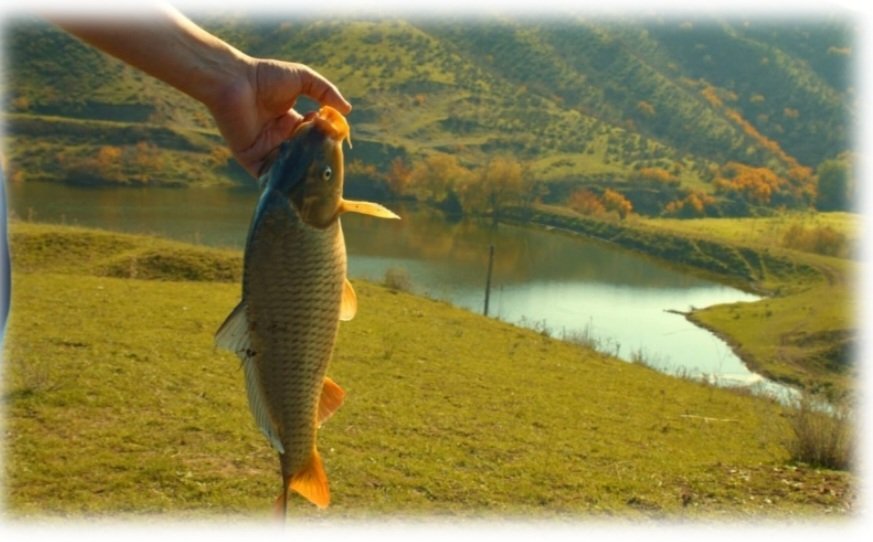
207;57;352;178
54;8;349;179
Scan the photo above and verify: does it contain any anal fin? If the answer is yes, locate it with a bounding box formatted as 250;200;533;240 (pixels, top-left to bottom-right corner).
318;377;346;426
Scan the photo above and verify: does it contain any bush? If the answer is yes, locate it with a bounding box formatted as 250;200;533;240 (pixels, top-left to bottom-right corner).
781;224;847;257
383;267;413;292
786;392;853;470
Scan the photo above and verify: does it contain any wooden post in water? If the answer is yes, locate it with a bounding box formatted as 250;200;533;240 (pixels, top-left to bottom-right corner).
484;244;495;316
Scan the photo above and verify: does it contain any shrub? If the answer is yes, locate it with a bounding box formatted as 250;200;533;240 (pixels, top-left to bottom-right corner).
383;267;413;292
785;392;853;470
781;224;847;258
568;188;606;216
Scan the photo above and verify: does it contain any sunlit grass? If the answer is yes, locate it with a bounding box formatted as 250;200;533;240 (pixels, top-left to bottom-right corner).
1;223;854;519
641;212;859;260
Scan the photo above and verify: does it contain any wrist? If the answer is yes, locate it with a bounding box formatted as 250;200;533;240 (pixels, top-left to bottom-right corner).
197;47;256;114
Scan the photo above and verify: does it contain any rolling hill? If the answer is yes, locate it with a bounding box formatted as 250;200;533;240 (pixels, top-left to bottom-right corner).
2;14;854;212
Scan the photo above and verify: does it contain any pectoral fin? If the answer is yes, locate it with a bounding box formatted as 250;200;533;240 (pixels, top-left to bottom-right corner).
340;278;357;321
318;377;346;426
340;199;400;220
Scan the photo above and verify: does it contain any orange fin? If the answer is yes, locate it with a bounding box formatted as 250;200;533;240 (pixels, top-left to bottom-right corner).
290;449;330;509
340;278;357;321
340;199;400;220
318;377;346;426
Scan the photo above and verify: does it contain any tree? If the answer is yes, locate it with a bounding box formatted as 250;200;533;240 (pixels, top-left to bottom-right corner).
462;155;526;218
636;167;676;184
96;145;123;181
664;191;717;217
816;155;853;212
602;189;633;219
714;162;784;206
408;153;473;204
568;188;606;216
386;157;413;197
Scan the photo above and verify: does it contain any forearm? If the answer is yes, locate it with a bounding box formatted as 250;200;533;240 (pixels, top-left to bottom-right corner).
52;5;252;111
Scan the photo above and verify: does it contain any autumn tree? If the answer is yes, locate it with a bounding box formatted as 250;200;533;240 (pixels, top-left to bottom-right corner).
95;145;123;182
125;141;165;183
208;144;232;168
636;166;677;184
714;162;785;206
664;191;717;217
408;153;473;204
602;188;633;219
568;188;606;216
460;155;526;218
386;157;413;197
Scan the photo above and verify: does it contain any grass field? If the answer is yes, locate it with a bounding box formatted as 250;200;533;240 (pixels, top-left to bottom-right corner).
1;223;854;519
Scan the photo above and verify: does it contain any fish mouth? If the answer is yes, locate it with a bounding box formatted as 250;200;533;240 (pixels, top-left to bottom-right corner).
294;106;352;148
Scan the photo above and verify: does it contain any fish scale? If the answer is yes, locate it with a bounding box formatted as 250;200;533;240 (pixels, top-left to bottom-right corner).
245;210;345;476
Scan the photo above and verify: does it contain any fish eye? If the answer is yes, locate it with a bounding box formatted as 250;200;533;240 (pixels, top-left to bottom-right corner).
321;166;333;182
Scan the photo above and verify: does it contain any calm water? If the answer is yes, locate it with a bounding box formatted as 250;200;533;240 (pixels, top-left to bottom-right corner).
7;182;789;395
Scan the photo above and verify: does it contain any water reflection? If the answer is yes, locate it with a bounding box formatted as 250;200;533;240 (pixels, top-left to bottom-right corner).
344;206;732;289
8;183;792;397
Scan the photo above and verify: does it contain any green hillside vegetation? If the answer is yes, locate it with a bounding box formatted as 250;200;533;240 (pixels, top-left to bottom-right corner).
2;223;853;517
3;16;853;216
4;113;247;187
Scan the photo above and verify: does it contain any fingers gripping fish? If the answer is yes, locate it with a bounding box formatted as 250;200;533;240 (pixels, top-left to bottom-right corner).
215;106;399;513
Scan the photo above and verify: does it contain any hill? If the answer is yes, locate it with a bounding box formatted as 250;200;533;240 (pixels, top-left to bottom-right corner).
2;14;854;214
1;223;853;517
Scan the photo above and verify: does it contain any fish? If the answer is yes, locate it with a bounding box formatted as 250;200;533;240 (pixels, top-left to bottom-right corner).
215;106;399;513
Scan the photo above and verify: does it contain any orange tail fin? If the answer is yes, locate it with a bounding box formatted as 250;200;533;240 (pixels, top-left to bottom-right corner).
286;448;330;509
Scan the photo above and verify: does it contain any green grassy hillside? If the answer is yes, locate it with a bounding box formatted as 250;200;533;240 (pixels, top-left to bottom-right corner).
3;15;852;203
2;223;853;518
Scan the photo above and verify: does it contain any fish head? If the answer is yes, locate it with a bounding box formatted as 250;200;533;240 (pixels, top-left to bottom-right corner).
262;106;351;228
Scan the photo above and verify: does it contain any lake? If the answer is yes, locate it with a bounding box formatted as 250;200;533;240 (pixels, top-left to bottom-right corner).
6;182;791;397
